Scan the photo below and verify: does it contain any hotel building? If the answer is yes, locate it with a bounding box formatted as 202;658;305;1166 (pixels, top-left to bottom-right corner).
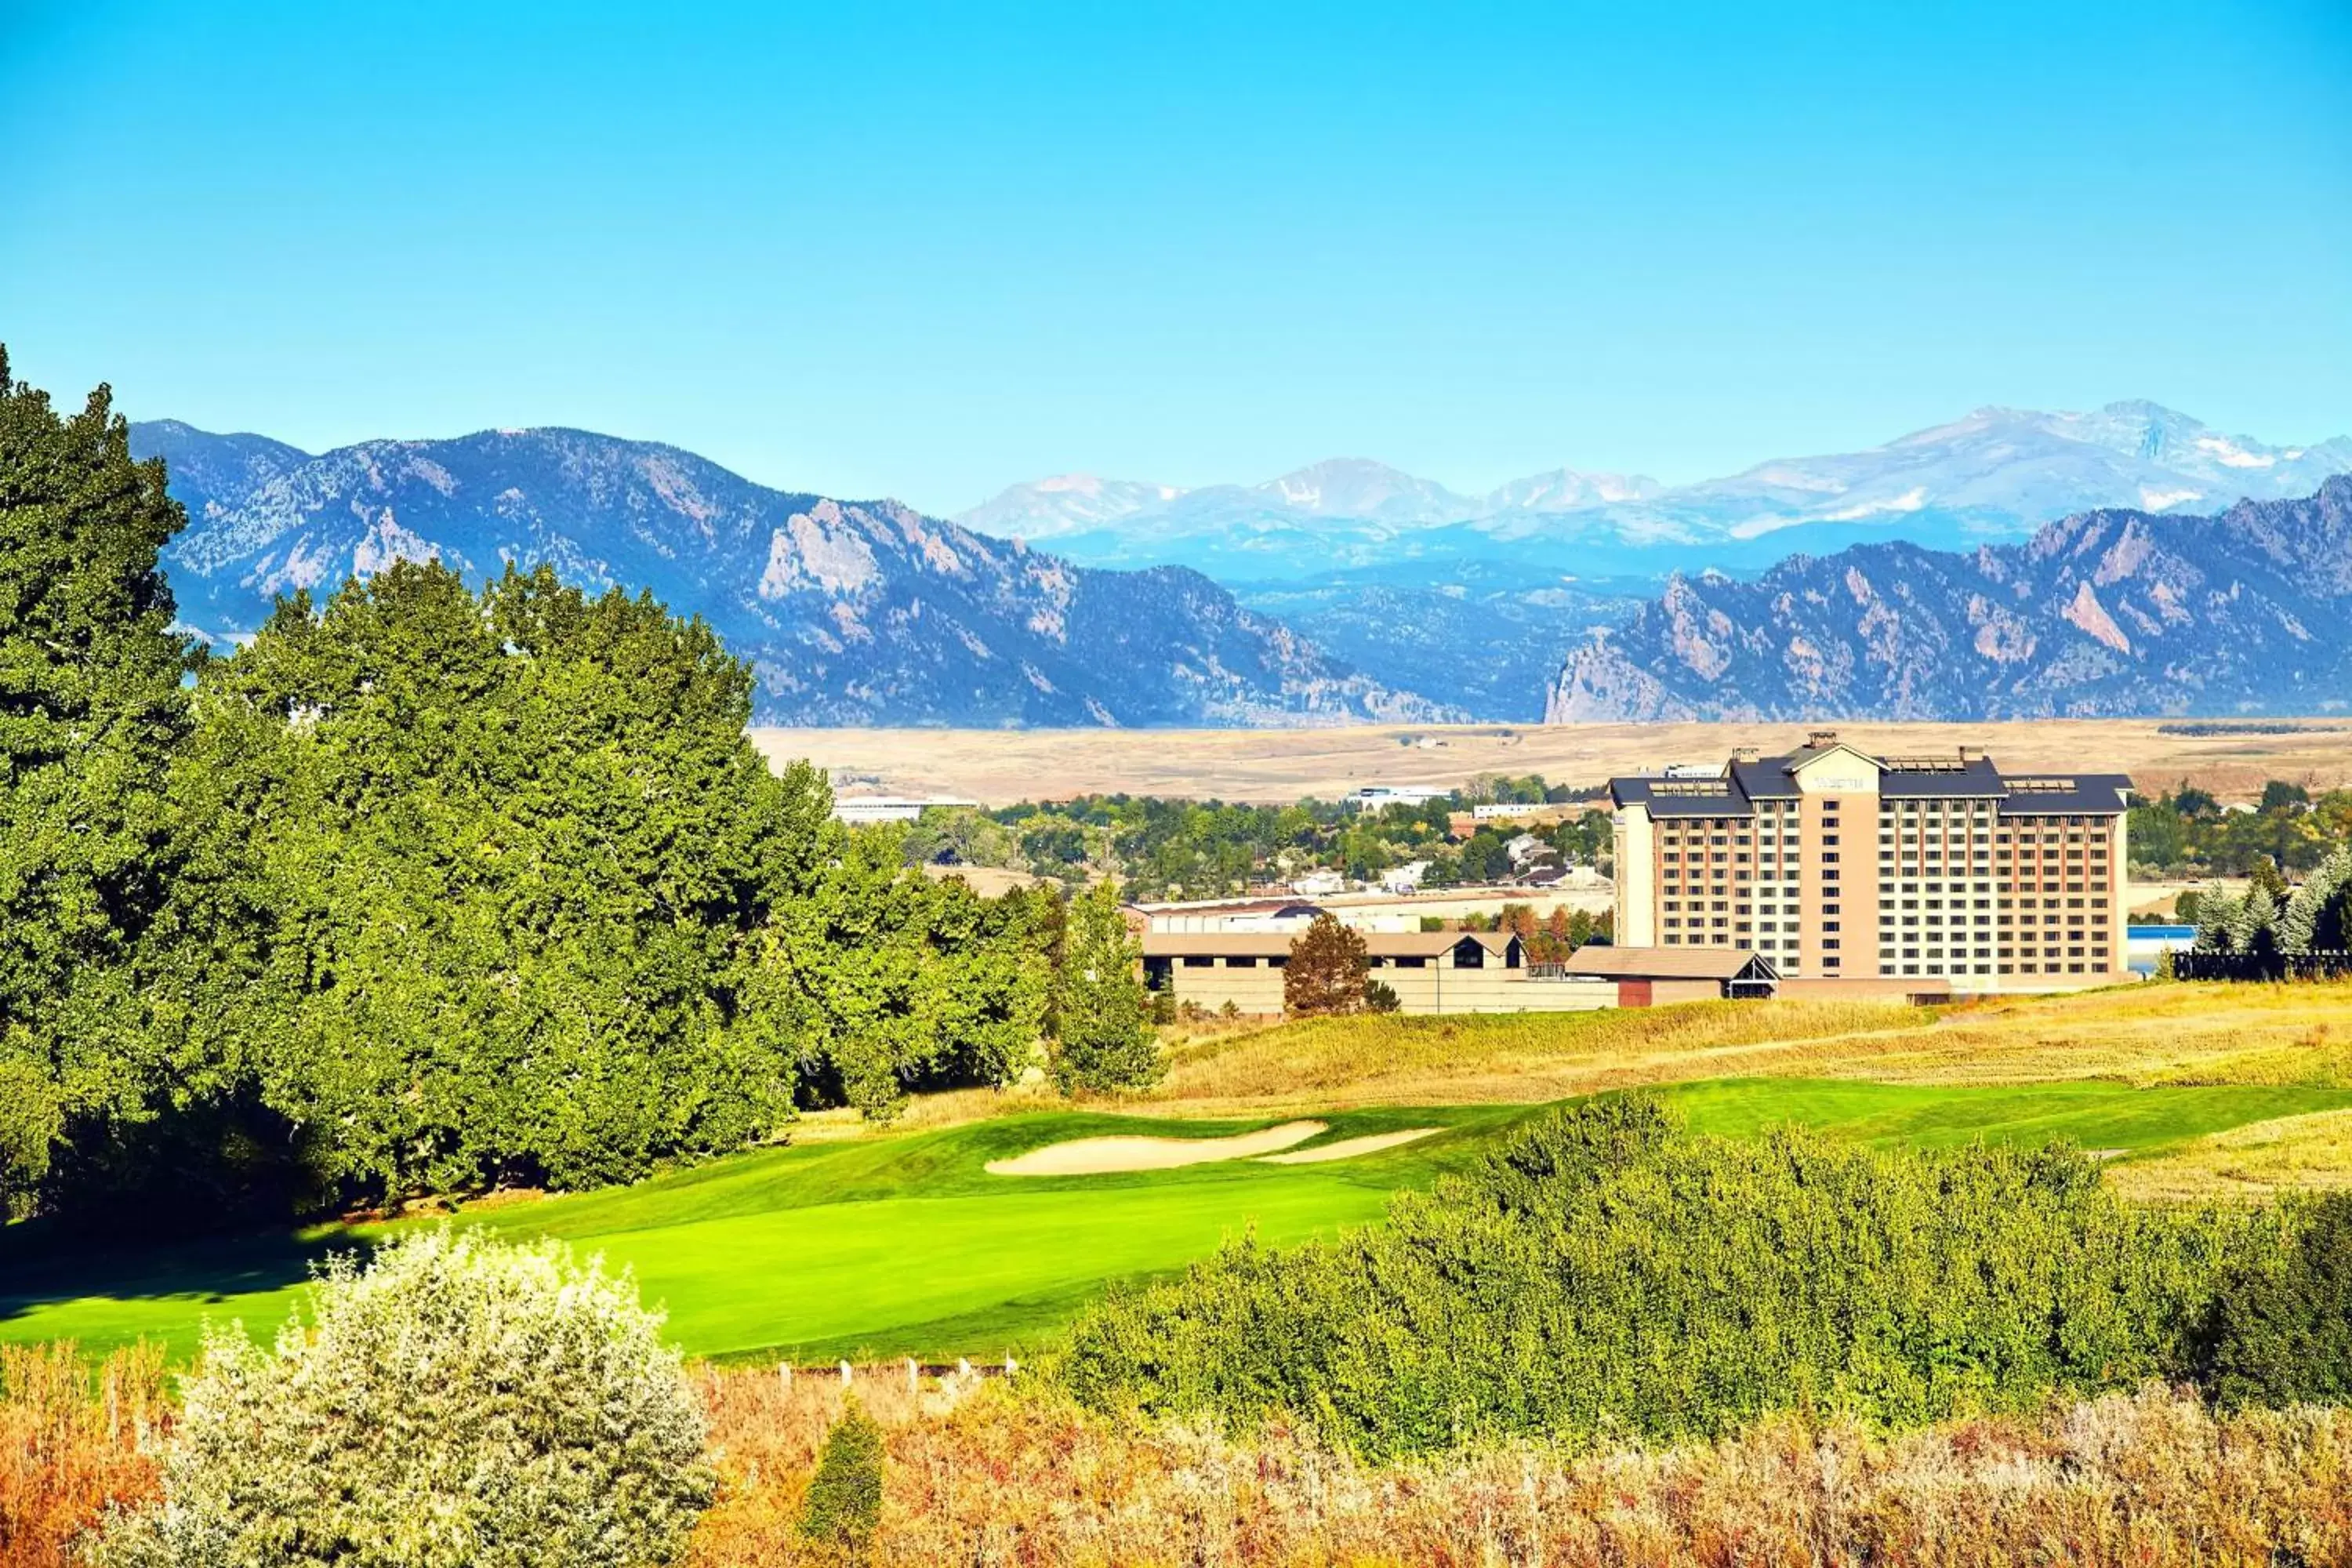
1609;732;2132;984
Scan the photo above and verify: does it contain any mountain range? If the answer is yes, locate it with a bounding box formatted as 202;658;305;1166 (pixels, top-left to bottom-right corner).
127;401;2352;729
129;422;1461;728
1546;478;2352;722
960;402;2352;583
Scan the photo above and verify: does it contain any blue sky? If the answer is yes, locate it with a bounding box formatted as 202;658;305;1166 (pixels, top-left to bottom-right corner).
3;1;2347;513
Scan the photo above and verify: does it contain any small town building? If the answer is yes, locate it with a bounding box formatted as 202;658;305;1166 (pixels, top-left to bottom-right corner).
1140;929;1614;1016
1134;898;1327;935
1347;785;1450;810
832;794;978;825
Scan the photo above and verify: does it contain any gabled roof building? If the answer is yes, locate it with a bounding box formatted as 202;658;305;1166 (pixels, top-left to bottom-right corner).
1609;731;2132;986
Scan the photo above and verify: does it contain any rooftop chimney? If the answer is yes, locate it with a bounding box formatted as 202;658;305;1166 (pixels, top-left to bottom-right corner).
1806;729;1839;750
1733;746;1760;762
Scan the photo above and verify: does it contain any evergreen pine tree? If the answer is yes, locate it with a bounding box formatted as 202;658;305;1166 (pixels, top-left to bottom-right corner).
2193;883;2241;953
1050;881;1159;1092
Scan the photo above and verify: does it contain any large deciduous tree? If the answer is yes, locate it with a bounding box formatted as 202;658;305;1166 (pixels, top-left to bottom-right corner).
187;561;805;1196
760;815;1050;1117
0;350;197;1207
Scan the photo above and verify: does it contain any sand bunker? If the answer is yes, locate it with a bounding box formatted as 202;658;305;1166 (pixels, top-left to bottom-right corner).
1255;1127;1440;1165
988;1120;1327;1176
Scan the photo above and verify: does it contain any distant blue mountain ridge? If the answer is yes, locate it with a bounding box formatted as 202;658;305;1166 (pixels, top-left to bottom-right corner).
130;401;2352;725
963;402;2352;582
129;421;1463;728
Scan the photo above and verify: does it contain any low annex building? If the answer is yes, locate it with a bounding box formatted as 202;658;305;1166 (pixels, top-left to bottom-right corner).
1610;731;2132;989
1139;929;1613;1016
1555;944;1780;1007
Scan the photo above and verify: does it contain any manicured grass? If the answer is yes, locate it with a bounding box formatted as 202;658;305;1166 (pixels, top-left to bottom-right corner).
0;1106;1530;1363
11;1076;2352;1364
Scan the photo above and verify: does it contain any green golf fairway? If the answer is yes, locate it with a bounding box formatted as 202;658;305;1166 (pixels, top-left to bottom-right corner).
8;1079;2348;1363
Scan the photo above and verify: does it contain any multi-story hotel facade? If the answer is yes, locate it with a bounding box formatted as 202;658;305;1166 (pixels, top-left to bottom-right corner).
1610;732;2132;985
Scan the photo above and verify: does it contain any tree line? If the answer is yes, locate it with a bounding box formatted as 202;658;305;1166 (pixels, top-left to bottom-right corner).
0;353;1152;1224
2129;780;2352;878
2183;844;2352;961
906;788;1613;900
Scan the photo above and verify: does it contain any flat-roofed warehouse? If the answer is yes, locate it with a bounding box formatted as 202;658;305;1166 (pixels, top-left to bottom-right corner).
1140;928;1614;1016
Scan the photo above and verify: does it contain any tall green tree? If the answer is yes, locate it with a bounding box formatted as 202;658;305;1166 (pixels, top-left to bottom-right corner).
760;815;1050;1117
1051;881;1157;1093
0;350;198;1207
183;561;806;1197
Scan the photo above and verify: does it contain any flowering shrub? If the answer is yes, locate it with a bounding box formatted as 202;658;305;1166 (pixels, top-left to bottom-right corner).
91;1230;712;1568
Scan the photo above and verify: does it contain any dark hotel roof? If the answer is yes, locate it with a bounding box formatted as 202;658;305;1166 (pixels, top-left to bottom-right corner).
1608;742;2131;818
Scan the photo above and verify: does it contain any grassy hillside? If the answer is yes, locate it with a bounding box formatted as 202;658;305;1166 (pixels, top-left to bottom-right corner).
1153;983;2352;1108
13;1048;2352;1363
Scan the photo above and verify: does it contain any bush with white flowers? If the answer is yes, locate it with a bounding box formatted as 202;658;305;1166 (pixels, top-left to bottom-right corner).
94;1229;712;1568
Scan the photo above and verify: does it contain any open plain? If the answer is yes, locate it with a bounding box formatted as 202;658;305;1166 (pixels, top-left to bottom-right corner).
762;717;2352;804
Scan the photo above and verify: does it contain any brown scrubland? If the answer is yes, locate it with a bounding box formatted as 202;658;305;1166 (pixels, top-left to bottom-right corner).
19;1356;2343;1568
1151;982;2352;1097
681;1377;2352;1568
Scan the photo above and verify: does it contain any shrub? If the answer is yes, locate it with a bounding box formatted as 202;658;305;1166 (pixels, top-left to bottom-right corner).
1063;1096;2264;1458
0;1344;164;1568
2202;1190;2352;1408
796;1400;884;1562
1361;979;1401;1014
91;1230;712;1568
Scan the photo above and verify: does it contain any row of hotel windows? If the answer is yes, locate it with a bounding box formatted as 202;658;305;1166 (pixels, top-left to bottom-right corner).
1661;875;2110;898
1654;808;2103;826
1663;900;2109;926
1659;840;2107;866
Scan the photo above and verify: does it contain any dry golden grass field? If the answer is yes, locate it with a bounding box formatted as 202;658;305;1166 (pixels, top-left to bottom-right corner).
755;717;2352;805
1148;984;2351;1108
825;981;2352;1203
1131;981;2352;1201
